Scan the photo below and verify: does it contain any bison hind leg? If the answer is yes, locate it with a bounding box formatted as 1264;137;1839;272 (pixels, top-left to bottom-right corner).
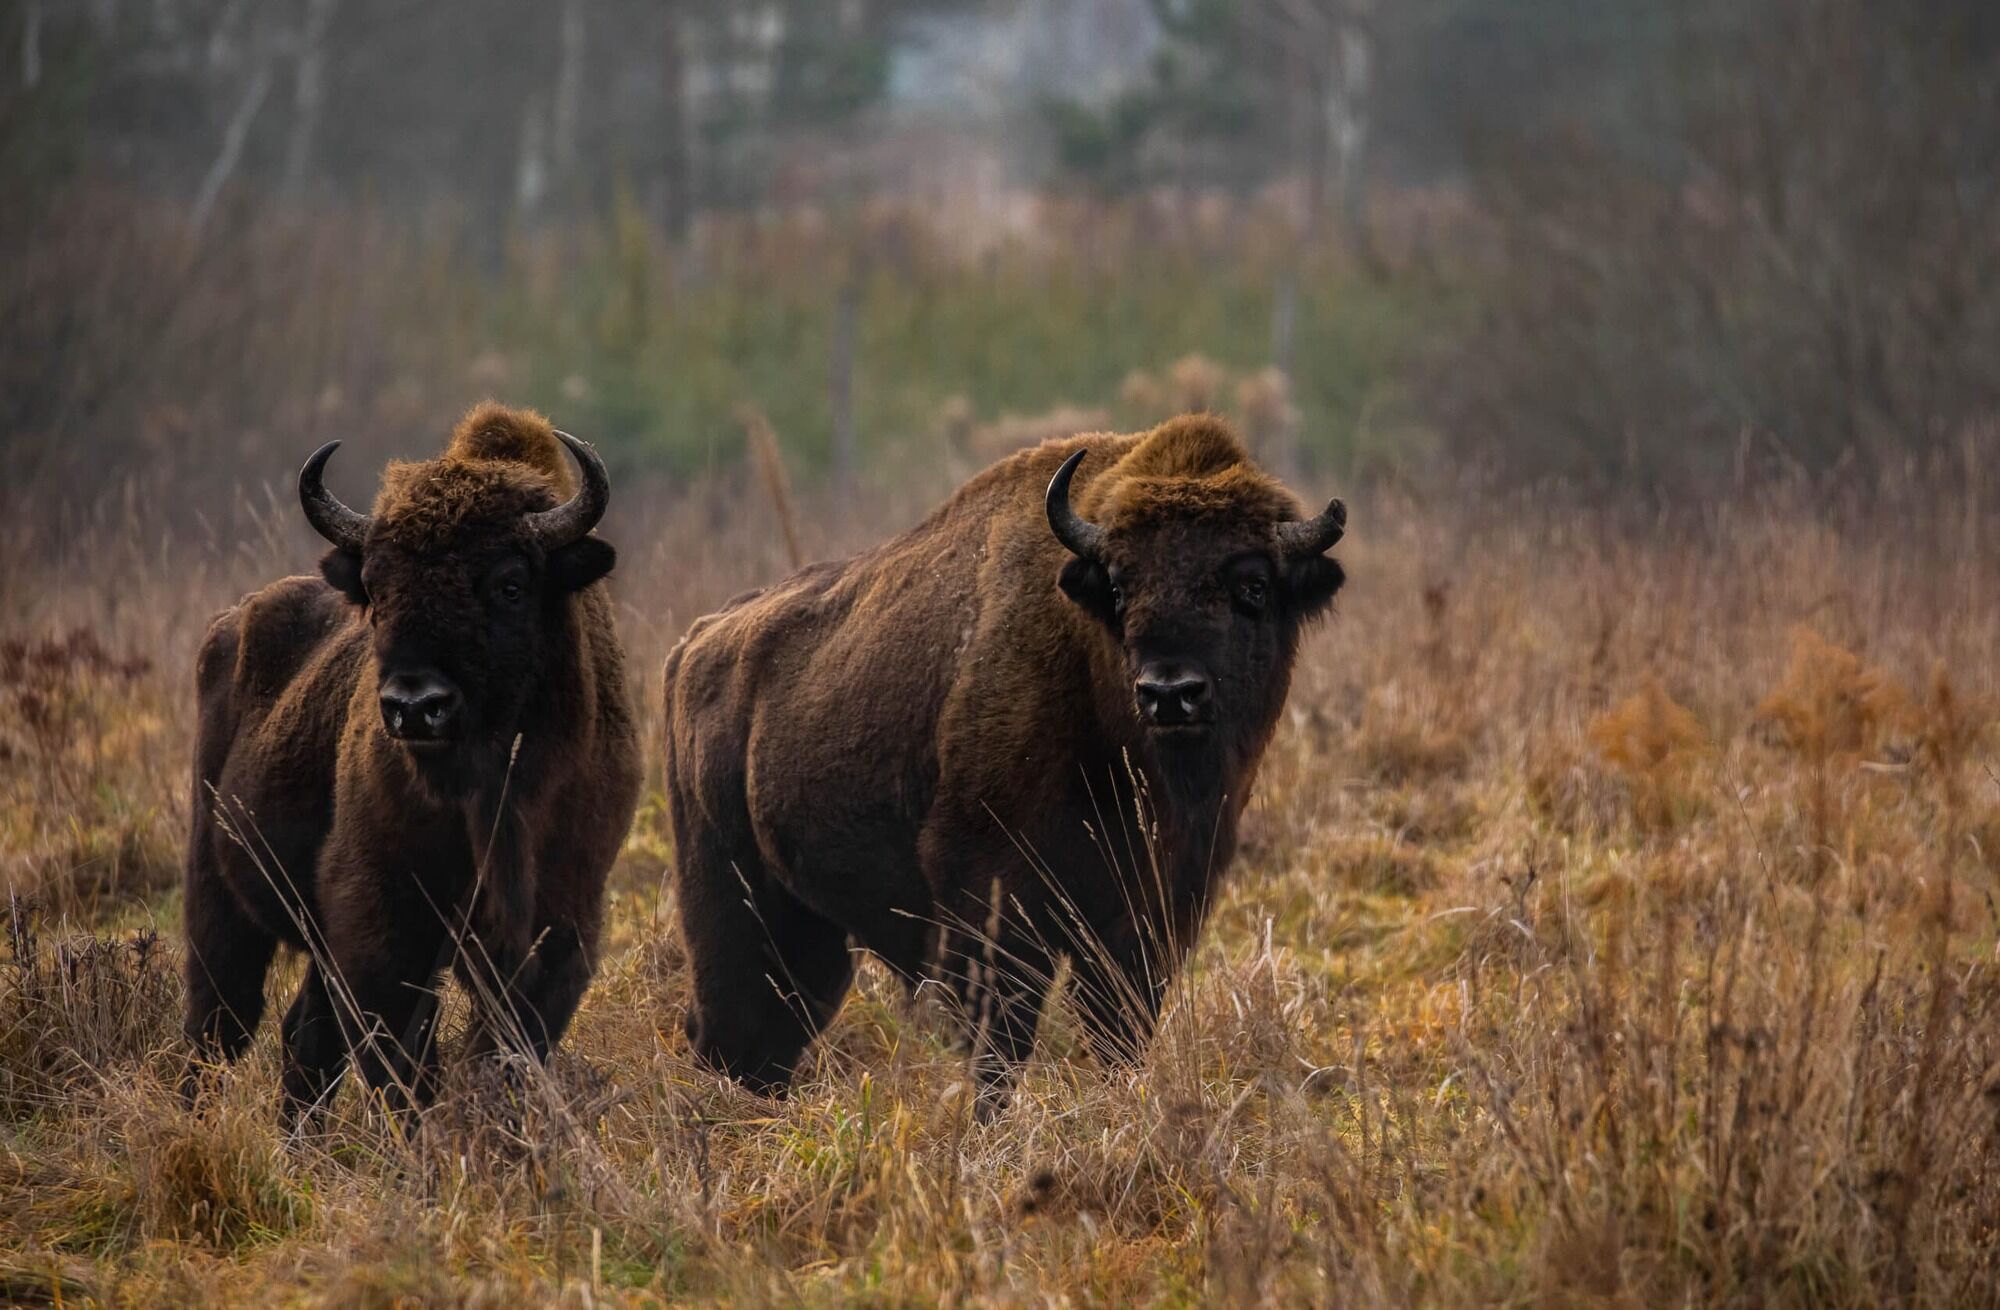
678;841;856;1096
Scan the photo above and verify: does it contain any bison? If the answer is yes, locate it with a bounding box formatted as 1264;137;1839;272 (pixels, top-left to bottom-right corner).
661;414;1344;1098
183;404;642;1120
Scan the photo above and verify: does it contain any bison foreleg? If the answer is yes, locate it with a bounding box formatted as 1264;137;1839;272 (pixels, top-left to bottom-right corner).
454;802;547;1062
1063;898;1201;1067
344;970;446;1121
1066;947;1169;1067
316;908;450;1123
278;962;345;1129
511;919;593;1061
180;866;279;1101
453;929;545;1064
936;914;1054;1116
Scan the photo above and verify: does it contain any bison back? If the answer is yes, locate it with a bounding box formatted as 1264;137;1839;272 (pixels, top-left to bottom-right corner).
661;436;1132;966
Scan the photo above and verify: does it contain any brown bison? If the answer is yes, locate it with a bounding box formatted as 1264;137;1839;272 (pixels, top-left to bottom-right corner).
183;404;642;1120
662;414;1344;1097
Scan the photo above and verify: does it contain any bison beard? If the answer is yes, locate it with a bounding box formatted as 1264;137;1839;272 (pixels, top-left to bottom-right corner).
181;403;642;1123
662;414;1345;1104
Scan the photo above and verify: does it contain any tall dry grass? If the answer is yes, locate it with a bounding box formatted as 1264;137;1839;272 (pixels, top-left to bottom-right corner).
0;446;1996;1305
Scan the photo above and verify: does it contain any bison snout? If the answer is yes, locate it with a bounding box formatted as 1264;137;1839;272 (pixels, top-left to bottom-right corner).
1135;666;1212;728
379;672;464;744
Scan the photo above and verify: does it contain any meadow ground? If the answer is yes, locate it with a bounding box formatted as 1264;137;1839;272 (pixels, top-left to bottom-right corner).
1;451;1997;1306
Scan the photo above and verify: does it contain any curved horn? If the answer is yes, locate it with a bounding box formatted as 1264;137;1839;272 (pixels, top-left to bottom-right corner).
1276;497;1346;557
298;441;371;553
1045;449;1106;561
525;430;610;549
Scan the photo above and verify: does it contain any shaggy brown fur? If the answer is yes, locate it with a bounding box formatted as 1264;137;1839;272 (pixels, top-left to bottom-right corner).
661;414;1344;1098
183;404;642;1120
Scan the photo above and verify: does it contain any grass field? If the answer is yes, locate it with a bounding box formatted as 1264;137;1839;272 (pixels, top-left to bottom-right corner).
2;437;1997;1306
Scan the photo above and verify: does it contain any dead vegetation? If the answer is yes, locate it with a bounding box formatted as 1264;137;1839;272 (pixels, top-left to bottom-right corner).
0;461;1996;1305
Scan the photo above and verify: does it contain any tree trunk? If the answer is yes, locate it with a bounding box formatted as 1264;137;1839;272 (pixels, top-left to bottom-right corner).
22;0;41;89
283;0;337;199
1328;19;1373;262
191;55;273;232
551;0;584;202
515;92;549;223
657;2;693;242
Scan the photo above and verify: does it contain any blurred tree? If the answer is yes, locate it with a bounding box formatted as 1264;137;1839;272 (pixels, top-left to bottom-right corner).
1422;0;2000;482
1040;0;1388;475
3;0;978;244
1044;0;1379;246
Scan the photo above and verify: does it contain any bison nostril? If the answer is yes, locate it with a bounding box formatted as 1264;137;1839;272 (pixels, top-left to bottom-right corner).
1136;672;1212;726
380;676;462;741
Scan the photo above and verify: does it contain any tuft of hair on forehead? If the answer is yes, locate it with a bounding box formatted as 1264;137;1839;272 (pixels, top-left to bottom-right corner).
1090;412;1301;530
369;403;575;550
445;402;576;496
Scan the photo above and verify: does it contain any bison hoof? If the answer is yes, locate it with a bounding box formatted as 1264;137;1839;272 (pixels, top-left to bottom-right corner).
683;1011;797;1097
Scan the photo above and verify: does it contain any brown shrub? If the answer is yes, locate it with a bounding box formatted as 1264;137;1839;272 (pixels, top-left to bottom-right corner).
1755;627;1910;764
1752;628;1923;881
1587;677;1708;831
0;899;180;1120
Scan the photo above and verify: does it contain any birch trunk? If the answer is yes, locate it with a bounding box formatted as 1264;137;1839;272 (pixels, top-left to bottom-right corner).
1327;19;1372;258
22;0;41;89
283;0;338;198
551;0;584;198
191;56;273;231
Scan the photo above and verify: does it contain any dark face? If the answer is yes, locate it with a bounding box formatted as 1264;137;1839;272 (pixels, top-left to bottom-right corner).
321;532;614;759
1058;522;1344;747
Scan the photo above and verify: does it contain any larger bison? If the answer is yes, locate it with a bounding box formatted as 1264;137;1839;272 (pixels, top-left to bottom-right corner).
662;414;1344;1097
183;404;642;1119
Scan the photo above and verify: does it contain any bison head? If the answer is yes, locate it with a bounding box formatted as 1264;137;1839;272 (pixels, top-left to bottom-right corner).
1045;425;1344;748
298;413;613;761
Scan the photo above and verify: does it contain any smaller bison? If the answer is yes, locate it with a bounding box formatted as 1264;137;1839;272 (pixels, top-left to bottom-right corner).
662;414;1345;1100
183;404;641;1120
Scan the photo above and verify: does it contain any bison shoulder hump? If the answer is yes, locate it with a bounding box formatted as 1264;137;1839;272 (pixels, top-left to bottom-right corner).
194;606;242;699
663;616;738;711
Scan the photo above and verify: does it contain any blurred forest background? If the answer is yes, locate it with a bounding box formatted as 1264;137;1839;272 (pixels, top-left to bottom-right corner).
5;10;2000;1302
4;0;1999;503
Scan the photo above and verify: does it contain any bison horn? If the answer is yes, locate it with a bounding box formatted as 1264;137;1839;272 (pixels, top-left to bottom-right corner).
299;441;371;554
1045;449;1106;561
1276;497;1346;558
525;430;611;549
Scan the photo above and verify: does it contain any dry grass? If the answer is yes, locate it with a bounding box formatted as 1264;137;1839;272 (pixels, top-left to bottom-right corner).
0;458;1997;1306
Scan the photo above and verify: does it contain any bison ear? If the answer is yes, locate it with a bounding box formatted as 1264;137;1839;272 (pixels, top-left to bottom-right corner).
548;536;616;593
1057;556;1118;625
1283;553;1345;620
319;548;368;605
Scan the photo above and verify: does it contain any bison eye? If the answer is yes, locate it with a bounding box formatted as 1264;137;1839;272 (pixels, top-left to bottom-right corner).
499;579;525;604
1235;577;1268;613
